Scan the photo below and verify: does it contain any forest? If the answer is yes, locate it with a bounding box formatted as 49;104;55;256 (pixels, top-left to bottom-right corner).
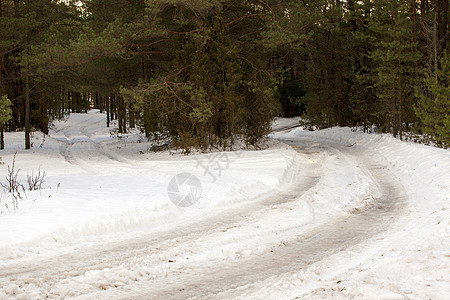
0;0;448;151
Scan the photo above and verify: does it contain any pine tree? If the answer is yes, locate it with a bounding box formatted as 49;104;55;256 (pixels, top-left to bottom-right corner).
415;52;450;148
368;0;421;139
263;0;365;128
121;0;277;151
0;0;444;150
1;0;81;147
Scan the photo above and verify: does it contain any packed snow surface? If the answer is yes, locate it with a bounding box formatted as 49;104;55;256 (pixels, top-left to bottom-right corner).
0;110;448;299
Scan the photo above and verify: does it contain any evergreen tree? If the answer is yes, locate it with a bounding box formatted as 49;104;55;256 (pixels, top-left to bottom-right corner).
122;0;277;151
415;52;450;148
0;0;446;151
1;0;80;147
368;0;421;139
263;0;363;128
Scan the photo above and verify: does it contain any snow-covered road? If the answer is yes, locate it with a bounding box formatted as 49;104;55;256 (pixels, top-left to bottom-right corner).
0;111;448;299
90;146;407;300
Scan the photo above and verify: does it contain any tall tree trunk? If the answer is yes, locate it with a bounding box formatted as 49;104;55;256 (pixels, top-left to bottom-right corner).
0;0;2;91
24;68;30;149
434;17;439;80
122;100;127;133
0;0;2;98
0;125;4;150
110;95;115;121
441;0;448;51
437;0;442;51
398;45;403;141
106;96;110;127
118;96;124;134
129;108;135;129
0;0;4;150
143;104;151;138
73;91;79;113
68;89;71;112
94;92;99;110
24;0;30;150
412;0;417;33
436;0;448;55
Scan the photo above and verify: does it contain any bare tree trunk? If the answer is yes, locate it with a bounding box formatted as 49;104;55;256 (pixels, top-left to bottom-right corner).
129;108;135;129
24;68;30;149
106;96;110;127
60;87;64;118
67;89;71;112
0;0;2;98
118;96;126;134
434;17;439;80
441;0;448;51
110;95;115;121
0;0;4;150
24;0;30;150
1;125;4;150
436;0;448;55
94;92;100;111
412;0;417;32
122;99;127;133
398;45;403;141
73;91;79;113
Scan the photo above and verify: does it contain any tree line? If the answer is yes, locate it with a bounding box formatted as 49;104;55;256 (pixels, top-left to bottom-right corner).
0;0;448;151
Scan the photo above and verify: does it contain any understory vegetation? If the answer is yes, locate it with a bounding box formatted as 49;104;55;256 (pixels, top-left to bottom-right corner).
0;153;47;212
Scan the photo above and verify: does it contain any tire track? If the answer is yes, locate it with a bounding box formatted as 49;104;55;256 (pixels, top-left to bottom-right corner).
0;137;407;300
54;113;129;169
81;140;407;300
0;148;322;299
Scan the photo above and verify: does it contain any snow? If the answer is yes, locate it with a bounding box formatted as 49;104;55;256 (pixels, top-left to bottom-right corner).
0;111;448;299
0;111;295;252
262;124;450;299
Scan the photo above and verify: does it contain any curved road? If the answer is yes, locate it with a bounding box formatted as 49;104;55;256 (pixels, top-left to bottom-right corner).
0;122;408;299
